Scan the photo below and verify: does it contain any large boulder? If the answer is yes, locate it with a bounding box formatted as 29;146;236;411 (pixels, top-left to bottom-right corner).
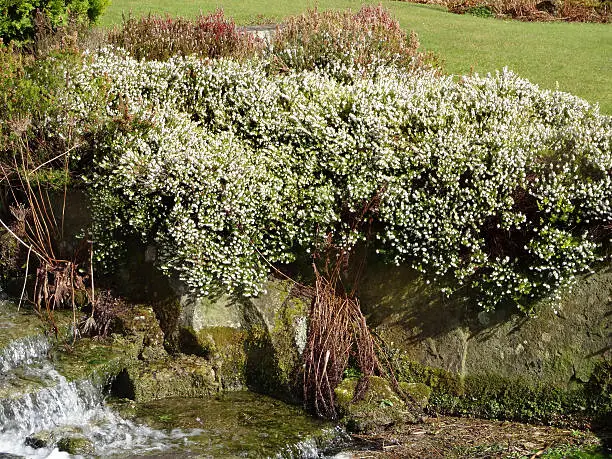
168;277;310;400
110;355;218;402
358;263;612;426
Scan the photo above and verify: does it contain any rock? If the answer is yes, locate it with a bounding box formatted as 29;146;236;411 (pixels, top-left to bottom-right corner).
114;305;165;349
110;354;218;402
359;264;612;390
139;343;168;362
399;382;432;408
335;376;419;434
56;436;94;455
26;429;94;455
357;264;612;425
25;433;50;449
173;277;310;399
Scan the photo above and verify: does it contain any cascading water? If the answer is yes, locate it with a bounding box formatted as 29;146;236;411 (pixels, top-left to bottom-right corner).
0;335;51;373
0;322;196;458
0;299;348;458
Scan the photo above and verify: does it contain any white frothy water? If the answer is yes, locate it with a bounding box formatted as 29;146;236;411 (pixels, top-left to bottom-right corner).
0;334;51;373
277;427;352;459
0;360;196;458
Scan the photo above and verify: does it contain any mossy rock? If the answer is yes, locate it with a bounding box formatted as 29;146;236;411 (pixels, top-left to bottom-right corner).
361;264;612;391
111;354;218;402
335;376;419;434
394;353;612;428
51;336;141;382
399;381;432;408
56;436;94;455
175;278;310;398
114;305;165;346
183;326;249;391
265;292;309;398
0;301;73;356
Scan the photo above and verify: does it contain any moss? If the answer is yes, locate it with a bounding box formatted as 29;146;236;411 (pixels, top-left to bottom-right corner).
0;301;73;352
0;230;19;278
266;293;309;397
56;436;94;455
335;378;358;410
335;376;418;433
396;358;464;395
399;381;431;408
50;336;139;385
113;354;218;402
113;392;335;457
538;444;611;459
394;354;612;428
195;326;249;390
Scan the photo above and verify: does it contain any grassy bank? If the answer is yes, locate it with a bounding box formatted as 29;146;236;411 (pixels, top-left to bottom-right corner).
99;0;612;113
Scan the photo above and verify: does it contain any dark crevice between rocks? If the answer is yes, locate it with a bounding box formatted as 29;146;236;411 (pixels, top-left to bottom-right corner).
108;368;136;400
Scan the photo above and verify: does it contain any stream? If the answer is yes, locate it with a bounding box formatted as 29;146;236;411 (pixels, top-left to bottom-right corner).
0;300;348;458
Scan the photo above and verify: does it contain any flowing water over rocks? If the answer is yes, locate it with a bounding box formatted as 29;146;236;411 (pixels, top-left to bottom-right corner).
0;300;346;458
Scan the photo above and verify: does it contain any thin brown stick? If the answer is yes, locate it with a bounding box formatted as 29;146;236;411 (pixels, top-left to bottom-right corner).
0;217;46;260
18;245;32;311
71;263;77;343
27;143;81;175
89;240;95;319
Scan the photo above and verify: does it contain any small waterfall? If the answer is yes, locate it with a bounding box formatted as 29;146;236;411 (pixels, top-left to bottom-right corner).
0;335;51;373
0;363;102;436
0;300;348;458
0;357;196;458
276;427;352;459
0;362;195;457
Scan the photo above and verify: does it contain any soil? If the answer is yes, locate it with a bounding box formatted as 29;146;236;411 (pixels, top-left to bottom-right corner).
343;416;610;458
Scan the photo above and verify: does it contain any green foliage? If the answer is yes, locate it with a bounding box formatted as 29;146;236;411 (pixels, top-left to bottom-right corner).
464;5;495;17
343;367;363;380
538;445;610;459
63;44;611;311
0;43;80;172
0;0;109;44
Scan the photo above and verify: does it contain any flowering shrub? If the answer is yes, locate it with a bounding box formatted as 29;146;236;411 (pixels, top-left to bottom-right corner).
107;11;264;62
65;48;611;312
444;0;611;22
270;6;432;73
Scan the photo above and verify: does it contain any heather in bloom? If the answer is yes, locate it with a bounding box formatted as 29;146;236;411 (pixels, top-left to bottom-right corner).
64;46;611;312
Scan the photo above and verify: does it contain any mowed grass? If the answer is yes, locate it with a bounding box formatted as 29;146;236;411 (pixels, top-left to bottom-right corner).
100;1;612;113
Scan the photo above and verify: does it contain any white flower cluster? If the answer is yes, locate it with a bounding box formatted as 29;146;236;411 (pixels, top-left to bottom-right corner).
65;48;612;310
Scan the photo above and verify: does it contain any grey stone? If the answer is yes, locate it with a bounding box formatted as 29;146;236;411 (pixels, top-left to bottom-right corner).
359;263;612;389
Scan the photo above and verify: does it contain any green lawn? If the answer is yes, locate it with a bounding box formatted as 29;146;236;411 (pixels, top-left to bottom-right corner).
99;1;612;113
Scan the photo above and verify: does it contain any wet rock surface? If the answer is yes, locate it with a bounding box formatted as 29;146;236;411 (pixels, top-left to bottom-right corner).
111;355;218;402
0;299;343;458
110;391;346;458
